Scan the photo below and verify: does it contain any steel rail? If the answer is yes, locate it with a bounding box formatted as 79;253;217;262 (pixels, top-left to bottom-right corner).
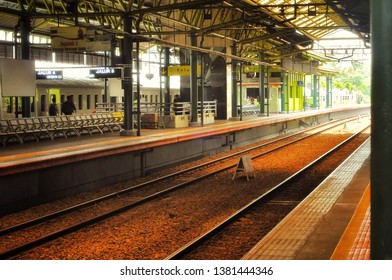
0;117;369;259
165;127;370;260
0;115;362;236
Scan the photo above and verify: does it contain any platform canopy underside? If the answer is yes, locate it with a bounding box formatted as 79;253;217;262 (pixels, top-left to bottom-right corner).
0;0;370;62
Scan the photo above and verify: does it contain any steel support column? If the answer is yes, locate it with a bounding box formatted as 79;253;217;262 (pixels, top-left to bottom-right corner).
371;0;392;259
200;53;205;126
312;75;319;109
281;71;287;113
259;53;265;115
231;45;238;119
239;63;243;121
163;47;171;116
265;66;270;116
190;34;199;125
20;16;31;118
135;40;141;136
326;76;332;108
120;15;136;136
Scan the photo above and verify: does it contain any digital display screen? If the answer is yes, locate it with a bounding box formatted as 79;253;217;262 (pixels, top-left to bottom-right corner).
36;70;63;80
90;68;121;78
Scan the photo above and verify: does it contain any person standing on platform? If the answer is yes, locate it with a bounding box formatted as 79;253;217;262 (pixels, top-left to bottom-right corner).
49;97;59;116
61;95;77;115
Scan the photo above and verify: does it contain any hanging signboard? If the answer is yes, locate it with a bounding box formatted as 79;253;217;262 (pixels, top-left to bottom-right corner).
51;27;111;52
89;68;122;79
160;65;201;76
51;27;87;51
243;65;260;73
36;70;63;80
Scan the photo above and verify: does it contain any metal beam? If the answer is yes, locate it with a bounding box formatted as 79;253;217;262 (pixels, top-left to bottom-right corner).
129;0;224;16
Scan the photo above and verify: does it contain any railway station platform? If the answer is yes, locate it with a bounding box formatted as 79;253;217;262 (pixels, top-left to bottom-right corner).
242;139;370;260
0;105;370;219
0;105;370;172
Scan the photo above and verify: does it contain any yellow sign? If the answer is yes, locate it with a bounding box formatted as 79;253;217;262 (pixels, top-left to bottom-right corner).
160;66;168;76
161;65;201;76
243;65;260;73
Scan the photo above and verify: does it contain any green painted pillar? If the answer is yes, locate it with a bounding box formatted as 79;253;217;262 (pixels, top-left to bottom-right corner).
285;73;293;113
281;71;287;112
286;72;289;112
293;73;297;111
299;74;305;111
371;0;392;259
312;75;319;109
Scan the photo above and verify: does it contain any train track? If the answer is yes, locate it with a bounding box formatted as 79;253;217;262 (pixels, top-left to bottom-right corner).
0;115;370;259
165;128;370;260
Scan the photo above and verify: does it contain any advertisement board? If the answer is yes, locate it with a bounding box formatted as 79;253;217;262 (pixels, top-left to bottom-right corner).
51;27;111;52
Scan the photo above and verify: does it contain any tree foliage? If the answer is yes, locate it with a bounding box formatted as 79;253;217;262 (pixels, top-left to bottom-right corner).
332;61;371;97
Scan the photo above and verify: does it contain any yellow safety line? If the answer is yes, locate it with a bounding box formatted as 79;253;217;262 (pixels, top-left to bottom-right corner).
330;183;370;260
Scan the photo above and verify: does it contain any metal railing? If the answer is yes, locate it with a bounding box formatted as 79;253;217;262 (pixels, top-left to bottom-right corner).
96;100;217;117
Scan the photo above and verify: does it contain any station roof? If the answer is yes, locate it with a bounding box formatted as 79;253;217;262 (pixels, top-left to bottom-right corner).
0;0;370;63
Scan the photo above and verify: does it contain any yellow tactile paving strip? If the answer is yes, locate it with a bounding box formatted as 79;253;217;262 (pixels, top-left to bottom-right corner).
242;140;370;260
348;207;370;260
331;183;370;260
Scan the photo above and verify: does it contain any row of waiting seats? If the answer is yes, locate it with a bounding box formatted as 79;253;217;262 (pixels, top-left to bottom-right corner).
0;113;123;146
